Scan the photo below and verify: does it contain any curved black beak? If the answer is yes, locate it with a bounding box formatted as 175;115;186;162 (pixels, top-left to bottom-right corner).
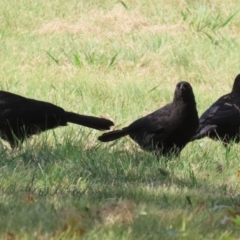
180;83;186;90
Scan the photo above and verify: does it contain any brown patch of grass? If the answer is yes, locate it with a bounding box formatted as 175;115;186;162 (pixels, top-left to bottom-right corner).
36;19;92;35
36;5;186;36
94;200;136;225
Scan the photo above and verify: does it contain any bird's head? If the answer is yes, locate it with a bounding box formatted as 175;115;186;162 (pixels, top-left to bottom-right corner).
174;81;196;104
232;74;240;93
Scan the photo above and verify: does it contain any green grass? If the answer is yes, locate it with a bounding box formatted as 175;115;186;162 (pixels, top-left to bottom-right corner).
0;0;240;239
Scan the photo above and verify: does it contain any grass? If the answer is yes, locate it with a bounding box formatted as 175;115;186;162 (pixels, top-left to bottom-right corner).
0;0;240;239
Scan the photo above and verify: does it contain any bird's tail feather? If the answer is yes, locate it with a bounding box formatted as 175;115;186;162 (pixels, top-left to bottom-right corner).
98;129;129;142
191;133;204;141
65;112;114;130
191;125;217;141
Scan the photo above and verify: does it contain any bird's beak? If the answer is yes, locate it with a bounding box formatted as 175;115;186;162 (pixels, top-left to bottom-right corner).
180;83;185;90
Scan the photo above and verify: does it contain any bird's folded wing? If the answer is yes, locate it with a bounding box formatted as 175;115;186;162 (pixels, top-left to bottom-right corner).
127;104;171;134
0;99;64;125
200;102;240;126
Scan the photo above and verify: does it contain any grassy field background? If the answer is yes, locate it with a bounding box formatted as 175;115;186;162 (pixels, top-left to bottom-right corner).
1;0;240;239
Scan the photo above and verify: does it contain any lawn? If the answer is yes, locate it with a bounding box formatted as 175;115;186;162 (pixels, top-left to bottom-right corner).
0;0;240;239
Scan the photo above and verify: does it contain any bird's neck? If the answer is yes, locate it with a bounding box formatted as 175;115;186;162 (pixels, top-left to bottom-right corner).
173;96;196;108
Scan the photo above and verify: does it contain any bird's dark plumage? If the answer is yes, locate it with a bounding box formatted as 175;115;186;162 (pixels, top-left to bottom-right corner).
191;74;240;145
0;91;114;148
98;81;199;156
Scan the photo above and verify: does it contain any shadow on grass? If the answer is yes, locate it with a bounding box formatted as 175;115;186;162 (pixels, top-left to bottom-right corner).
0;138;239;238
0;139;234;206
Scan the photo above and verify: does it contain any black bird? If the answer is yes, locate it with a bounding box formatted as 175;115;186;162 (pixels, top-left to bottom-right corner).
191;74;240;145
98;81;198;156
0;91;114;148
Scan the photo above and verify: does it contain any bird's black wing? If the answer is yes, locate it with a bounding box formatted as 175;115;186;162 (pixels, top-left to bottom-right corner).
98;103;172;142
199;94;240;126
126;103;172;134
192;94;240;140
0;91;65;127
